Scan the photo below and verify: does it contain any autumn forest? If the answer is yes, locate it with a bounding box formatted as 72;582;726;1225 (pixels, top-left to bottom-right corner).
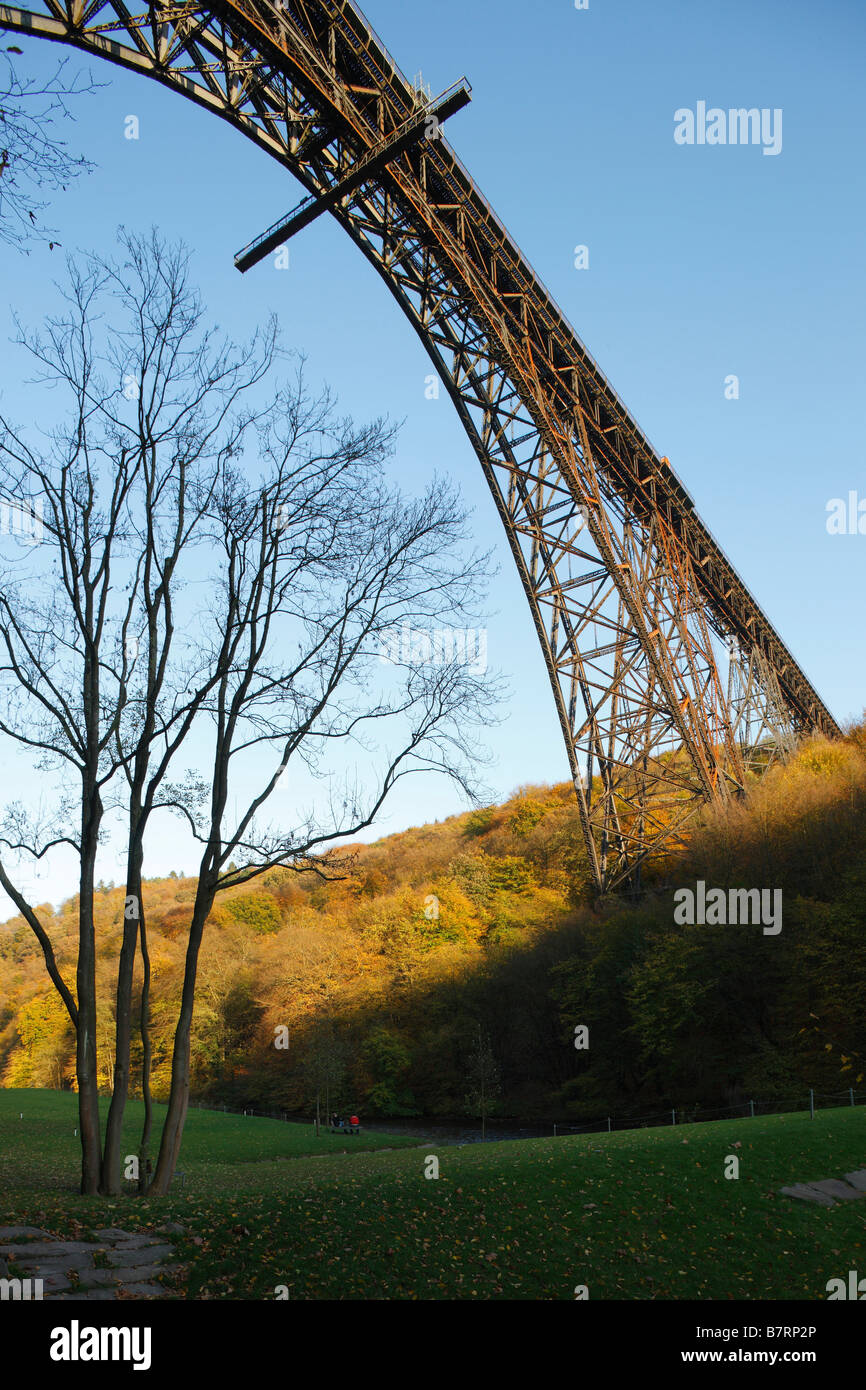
3;727;865;1128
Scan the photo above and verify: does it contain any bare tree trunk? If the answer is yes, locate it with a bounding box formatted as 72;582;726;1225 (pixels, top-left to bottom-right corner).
138;908;153;1193
480;1025;486;1143
77;790;103;1195
101;835;144;1193
148;881;215;1194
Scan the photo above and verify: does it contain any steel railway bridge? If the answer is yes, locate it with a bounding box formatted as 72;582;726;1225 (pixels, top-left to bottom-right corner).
0;0;840;894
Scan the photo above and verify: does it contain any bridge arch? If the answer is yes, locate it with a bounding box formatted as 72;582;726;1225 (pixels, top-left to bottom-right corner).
0;0;838;892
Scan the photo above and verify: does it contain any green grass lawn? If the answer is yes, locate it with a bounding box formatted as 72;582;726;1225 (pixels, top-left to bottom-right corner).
0;1089;417;1172
1;1088;864;1299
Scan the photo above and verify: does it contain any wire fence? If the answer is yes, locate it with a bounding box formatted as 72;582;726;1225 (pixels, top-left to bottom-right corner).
188;1100;316;1124
188;1101;368;1130
189;1087;866;1143
552;1088;866;1138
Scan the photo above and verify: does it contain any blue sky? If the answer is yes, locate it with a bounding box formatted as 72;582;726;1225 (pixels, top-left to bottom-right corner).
0;0;863;909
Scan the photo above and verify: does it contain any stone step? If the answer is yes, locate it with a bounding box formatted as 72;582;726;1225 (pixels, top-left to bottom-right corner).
0;1241;104;1258
12;1252;95;1274
47;1288;119;1301
2;1227;181;1301
807;1178;865;1202
100;1233;163;1250
105;1244;175;1268
77;1264;179;1288
41;1272;73;1292
779;1183;836;1207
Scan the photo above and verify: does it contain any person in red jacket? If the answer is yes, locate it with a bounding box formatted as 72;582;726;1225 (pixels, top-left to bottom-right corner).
349;1114;360;1132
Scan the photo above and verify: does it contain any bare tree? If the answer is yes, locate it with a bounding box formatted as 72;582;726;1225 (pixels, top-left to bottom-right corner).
146;399;496;1193
0;245;152;1188
303;1021;349;1135
92;233;276;1195
0;227;500;1199
465;1024;501;1142
0;49;97;250
0;228;282;1193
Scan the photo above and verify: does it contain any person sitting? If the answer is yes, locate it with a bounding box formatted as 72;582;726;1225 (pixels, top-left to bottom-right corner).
349;1114;360;1133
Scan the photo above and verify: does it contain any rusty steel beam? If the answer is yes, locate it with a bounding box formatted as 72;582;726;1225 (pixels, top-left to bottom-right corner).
234;77;471;270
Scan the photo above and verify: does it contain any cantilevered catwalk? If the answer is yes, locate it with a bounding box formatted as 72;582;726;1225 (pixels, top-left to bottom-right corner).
0;0;840;893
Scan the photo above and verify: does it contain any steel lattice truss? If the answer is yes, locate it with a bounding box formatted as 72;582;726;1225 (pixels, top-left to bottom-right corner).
0;0;840;893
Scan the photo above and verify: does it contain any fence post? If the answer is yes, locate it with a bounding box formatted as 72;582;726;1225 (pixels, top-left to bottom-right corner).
851;1088;855;1108
671;1109;676;1126
809;1089;815;1120
749;1099;755;1118
607;1116;611;1133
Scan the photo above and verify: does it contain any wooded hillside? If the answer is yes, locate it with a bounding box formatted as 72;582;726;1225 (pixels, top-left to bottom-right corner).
2;727;865;1122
